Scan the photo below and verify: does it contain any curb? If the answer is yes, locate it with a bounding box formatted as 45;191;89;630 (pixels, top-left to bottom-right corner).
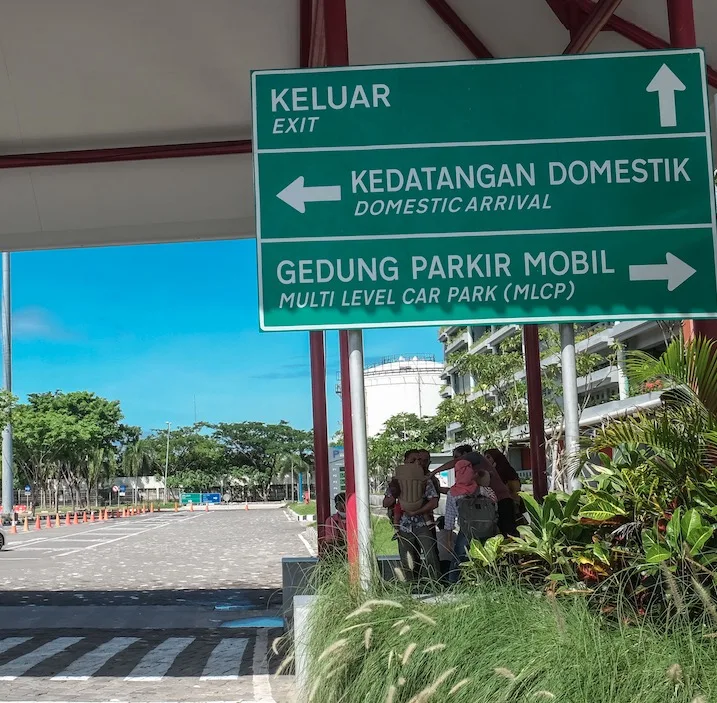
288;509;316;523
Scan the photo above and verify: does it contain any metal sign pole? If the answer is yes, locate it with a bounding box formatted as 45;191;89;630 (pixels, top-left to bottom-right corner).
1;252;12;520
347;329;371;589
559;323;580;491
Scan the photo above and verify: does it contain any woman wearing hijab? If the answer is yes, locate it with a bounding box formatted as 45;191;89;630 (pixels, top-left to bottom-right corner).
444;459;497;583
484;448;525;527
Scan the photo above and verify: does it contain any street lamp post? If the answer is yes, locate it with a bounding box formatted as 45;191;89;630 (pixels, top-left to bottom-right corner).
164;421;171;503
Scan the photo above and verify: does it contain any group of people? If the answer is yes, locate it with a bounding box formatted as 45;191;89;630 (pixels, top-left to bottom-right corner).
383;445;524;583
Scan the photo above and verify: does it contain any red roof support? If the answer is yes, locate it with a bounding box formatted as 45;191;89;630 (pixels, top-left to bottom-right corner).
0;140;251;169
572;0;717;87
563;0;623;54
423;0;493;59
666;0;696;48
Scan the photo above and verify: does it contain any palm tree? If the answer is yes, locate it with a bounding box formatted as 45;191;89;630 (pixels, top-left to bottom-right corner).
277;453;310;502
122;439;158;504
587;334;717;509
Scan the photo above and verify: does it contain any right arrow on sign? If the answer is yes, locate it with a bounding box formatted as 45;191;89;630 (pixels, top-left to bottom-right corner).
276;176;342;213
646;64;686;128
629;253;696;291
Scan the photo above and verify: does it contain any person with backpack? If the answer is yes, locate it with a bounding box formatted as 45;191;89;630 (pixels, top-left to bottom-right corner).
463;451;519;537
444;458;498;583
383;454;441;583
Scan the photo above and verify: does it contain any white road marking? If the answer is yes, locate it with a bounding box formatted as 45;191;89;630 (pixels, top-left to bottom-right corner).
200;638;248;680
298;533;316;557
282;511;292;522
51;637;139;680
124;637;195;681
0;637;30;655
0;637;83;680
252;629;276;703
54;519;199;558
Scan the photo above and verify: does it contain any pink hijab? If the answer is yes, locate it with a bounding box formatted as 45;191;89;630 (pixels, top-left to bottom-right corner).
450;459;478;497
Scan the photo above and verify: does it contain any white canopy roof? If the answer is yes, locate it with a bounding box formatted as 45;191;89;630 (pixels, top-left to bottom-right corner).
0;0;714;251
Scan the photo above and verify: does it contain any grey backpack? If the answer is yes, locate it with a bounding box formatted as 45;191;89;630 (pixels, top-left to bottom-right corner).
457;493;498;542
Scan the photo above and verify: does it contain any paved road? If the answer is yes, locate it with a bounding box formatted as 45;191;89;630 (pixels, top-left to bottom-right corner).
0;506;311;702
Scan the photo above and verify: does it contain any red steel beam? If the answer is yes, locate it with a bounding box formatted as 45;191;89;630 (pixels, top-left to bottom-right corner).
0;139;251;169
339;331;357;569
667;0;717;343
523;325;548;498
667;0;696;47
571;0;717;87
302;0;332;554
322;0;357;569
423;0;493;59
564;0;623;54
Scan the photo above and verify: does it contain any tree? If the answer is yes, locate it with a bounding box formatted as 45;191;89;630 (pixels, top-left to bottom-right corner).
438;326;606;481
212;421;313;500
368;412;444;481
143;423;224;495
121;436;158;503
13;391;128;509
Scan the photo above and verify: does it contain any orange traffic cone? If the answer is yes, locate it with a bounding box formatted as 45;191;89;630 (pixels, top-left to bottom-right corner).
23;516;29;532
190;503;194;512
45;514;52;529
73;512;79;525
244;501;249;511
34;516;41;531
89;511;95;523
65;512;71;527
105;508;110;521
10;521;17;534
204;503;209;512
55;513;60;528
150;503;154;513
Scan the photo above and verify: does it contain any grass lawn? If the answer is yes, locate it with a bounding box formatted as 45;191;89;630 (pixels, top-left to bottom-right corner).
288;500;316;516
371;515;398;556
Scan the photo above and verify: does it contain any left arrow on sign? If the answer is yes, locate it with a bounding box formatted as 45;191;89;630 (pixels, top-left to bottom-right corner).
646;64;686;128
628;253;696;291
277;176;342;213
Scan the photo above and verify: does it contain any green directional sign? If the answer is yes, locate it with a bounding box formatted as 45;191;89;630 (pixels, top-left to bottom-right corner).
251;49;717;330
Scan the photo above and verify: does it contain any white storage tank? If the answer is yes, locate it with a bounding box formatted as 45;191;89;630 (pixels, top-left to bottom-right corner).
340;354;444;438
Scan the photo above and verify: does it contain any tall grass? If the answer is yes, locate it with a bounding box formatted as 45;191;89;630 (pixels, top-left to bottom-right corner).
302;564;717;702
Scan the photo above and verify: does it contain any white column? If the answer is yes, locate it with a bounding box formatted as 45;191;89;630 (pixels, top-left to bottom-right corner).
348;329;372;590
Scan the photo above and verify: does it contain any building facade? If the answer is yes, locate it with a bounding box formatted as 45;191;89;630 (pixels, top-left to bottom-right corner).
438;321;676;473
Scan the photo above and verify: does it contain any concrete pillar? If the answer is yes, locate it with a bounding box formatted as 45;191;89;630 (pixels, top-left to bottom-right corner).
617;346;629;400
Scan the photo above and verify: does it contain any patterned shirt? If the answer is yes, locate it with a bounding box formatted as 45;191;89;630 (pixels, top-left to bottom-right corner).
444;487;497;532
385;478;439;534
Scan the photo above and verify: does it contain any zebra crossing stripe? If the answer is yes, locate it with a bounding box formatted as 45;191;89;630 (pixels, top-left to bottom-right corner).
124;637;195;681
199;638;248;680
0;637;31;655
0;637;83;680
51;637;140;681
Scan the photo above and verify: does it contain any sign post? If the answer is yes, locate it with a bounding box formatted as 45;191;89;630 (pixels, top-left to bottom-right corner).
252;49;717;330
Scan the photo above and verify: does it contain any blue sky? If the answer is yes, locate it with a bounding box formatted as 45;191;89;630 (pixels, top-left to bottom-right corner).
10;239;443;436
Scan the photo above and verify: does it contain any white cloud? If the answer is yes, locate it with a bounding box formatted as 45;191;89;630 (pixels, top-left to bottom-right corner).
13;307;70;340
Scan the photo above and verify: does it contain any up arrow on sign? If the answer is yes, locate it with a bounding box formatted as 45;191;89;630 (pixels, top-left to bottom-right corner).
277;176;342;213
646;64;686;128
629;253;696;291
